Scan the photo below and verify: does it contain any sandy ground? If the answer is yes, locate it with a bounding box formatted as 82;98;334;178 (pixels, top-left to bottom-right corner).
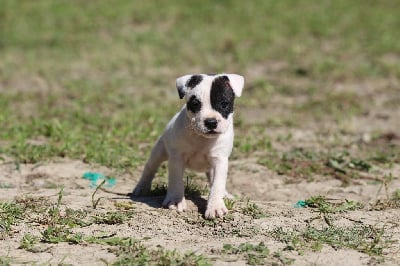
0;154;399;265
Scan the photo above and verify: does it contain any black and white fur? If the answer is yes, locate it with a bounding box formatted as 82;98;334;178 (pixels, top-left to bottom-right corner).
132;73;244;219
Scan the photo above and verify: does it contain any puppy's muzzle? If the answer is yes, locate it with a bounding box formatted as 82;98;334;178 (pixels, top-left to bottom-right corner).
204;118;218;131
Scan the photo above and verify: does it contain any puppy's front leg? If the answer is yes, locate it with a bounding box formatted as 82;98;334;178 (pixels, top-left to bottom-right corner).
162;154;187;212
205;156;229;219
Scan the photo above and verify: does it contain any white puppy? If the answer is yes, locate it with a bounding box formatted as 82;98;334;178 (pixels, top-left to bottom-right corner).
132;73;244;219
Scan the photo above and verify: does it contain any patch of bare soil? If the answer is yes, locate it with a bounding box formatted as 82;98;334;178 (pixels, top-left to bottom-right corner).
0;156;399;265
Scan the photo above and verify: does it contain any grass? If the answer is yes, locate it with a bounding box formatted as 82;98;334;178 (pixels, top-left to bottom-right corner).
304;196;363;214
241;200;268;219
0;202;23;236
222;242;270;265
10;193;210;265
272;224;390;257
222;242;294;265
1;0;400;171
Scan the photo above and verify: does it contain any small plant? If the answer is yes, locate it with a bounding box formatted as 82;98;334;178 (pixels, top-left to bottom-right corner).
0;255;13;266
304;196;363;214
222;242;270;265
19;234;39;251
93;211;134;225
85;236;211;265
303;195;363;225
185;175;208;197
272;225;390;257
40;226;82;244
370;181;400;211
241;201;267;219
224;198;236;210
92;179;106;209
0;201;23;235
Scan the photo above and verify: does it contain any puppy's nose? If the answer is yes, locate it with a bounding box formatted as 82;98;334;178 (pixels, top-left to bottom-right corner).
204;118;218;130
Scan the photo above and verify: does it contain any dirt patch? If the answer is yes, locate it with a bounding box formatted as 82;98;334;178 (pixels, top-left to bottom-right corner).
0;157;399;265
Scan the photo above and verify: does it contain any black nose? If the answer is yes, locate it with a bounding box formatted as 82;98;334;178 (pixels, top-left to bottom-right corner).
204;118;218;130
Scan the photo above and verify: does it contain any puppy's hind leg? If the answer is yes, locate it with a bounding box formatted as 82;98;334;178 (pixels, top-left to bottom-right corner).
132;138;167;196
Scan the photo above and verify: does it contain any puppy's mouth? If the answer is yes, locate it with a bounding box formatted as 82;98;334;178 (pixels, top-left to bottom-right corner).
206;130;220;135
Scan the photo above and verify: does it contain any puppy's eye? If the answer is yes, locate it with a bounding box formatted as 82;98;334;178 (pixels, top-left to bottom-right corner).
187;97;202;113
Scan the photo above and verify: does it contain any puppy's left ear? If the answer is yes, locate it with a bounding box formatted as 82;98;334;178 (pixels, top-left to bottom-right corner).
226;74;244;97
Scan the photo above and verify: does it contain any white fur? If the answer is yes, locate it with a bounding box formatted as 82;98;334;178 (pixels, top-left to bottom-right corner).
132;74;244;219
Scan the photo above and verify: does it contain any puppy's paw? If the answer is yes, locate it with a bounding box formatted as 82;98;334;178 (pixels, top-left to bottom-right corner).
205;199;228;219
132;182;151;196
162;196;187;212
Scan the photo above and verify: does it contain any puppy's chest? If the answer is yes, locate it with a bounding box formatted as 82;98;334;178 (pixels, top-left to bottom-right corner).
182;150;211;172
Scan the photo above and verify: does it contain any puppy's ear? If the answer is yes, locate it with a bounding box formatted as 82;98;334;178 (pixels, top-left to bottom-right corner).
225;74;244;97
176;74;203;99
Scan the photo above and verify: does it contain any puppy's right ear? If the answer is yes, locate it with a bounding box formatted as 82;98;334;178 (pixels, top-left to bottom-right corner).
176;75;193;99
175;74;203;99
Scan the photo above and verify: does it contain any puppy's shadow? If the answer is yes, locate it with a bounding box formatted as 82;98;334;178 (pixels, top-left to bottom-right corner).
104;189;207;215
128;193;164;209
128;193;208;215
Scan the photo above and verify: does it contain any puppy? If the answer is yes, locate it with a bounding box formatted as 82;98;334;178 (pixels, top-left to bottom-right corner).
132;74;244;219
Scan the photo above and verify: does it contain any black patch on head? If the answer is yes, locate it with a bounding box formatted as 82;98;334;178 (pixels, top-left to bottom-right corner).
187;95;202;113
186;75;203;89
210;76;235;119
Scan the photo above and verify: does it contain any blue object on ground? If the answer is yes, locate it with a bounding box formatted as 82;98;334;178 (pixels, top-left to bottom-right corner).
82;172;116;188
294;200;307;208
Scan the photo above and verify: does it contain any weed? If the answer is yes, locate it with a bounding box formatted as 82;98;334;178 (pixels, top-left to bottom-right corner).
40;226;82;244
241;201;268;219
376;173;395;200
304;196;363;214
93;211;134;225
222;242;271;265
303;225;388;256
91;179;106;209
0;201;23;236
47;234;211;265
185;174;208;197
367;173;400;210
272;225;389;257
114;201;135;210
19;234;39;251
303;195;363;225
0;255;13;266
327;151;372;174
224;198;236;211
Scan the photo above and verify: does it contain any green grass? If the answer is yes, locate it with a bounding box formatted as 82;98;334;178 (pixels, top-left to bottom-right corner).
272;225;390;257
1;0;400;170
222;242;270;265
8;193;210;265
222;242;294;265
241;200;268;219
304;196;363;214
0;201;23;236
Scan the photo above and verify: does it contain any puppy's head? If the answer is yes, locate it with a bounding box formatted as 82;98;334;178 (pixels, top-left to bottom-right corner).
176;74;244;138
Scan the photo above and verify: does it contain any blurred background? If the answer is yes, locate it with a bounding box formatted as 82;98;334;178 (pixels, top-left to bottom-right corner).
1;0;399;172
